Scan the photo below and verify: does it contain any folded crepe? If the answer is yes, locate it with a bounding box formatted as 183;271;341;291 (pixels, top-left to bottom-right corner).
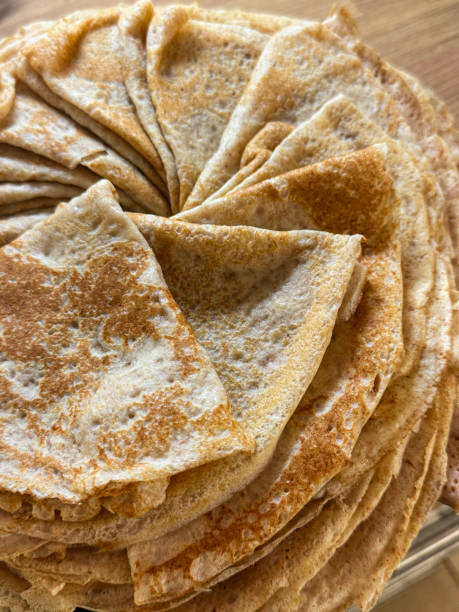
182;95;435;378
0;143;98;187
0;145;394;606
0;182;362;535
126;144;403;604
0;182;82;213
12;384;441;612
0;146;394;604
17;7;168;195
0;179;253;505
177;89;450;506
145;4;268;209
184;21;404;209
0;82;166;214
0;119;452;612
0;144;141;212
295;380;452;612
118;0;180;213
0;211;53;247
325;7;458;271
99;373;446;612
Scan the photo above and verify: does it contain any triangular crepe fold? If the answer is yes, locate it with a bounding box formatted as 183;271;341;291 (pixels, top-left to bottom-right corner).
0;179;364;528
118;0;180;213
24;211;353;545
125;145;403;604
297;391;448;612
0;144;98;187
0;212;53;248
184;21;409;209
0;83;167;214
18;7;167;195
181;98;434;376
146;5;268;209
0;182;82;211
0;143;139;211
0;5;456;612
0;180;250;504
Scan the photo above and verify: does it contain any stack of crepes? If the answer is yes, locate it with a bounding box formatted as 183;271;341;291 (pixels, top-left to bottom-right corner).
0;2;457;611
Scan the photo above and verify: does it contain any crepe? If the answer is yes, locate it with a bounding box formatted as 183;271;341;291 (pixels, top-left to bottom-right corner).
184;21;408;209
0;212;50;248
123;14;452;608
183;95;435;379
0;198;366;604
0;144;98;187
178;372;447;612
0;179;256;506
0;116;446;612
0;207;362;546
294;380;452;612
2;15;156;217
170;437;411;612
0;151;376;584
0;140;148;215
17;7;167;195
0;208;366;536
0;182;81;212
0;81;167;214
0;157;373;596
7;547;131;590
56;427;410;612
322;3;458;514
118;1;180;213
442;381;459;511
126;145;403;604
145;4;268;209
324;7;458;272
184;5;301;34
324;259;450;502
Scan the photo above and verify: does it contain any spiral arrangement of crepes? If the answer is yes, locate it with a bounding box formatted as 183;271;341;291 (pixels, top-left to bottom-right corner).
0;2;457;611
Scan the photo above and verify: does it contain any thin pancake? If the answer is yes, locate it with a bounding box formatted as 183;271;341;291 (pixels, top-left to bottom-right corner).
442;380;459;511
296;377;451;612
0;206;362;546
0;199;61;216
183;5;302;34
180;95;434;375
146;4;267;209
324;7;458;281
0;182;81;211
17;7;167;195
127;146;403;605
184;21;408;209
7;547;131;589
127;429;407;611
0;144;98;187
0;180;251;504
325;254;451;498
118;1;179;212
114;430;410;612
0;81;167;214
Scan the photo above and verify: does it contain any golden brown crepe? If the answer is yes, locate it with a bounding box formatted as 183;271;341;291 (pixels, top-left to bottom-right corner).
0;180;253;505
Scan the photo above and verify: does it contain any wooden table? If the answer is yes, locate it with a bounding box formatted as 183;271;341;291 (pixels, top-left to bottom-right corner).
0;0;458;123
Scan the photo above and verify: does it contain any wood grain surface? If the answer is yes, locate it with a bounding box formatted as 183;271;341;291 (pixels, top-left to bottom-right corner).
0;0;458;123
